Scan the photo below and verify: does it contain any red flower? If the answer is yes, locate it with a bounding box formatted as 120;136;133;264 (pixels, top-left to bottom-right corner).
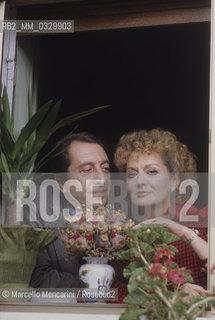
86;235;93;242
111;231;117;238
148;263;167;279
74;234;80;240
167;269;185;284
153;247;174;266
167;256;174;266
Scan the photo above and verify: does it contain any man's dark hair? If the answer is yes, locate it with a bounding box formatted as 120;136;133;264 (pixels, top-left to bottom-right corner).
50;132;105;173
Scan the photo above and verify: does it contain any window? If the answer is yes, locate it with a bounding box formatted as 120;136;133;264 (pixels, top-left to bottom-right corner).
0;0;214;315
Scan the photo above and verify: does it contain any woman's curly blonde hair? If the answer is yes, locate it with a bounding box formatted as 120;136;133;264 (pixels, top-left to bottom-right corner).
114;128;197;204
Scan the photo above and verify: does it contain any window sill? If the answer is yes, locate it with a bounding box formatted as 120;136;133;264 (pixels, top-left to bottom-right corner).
0;303;215;320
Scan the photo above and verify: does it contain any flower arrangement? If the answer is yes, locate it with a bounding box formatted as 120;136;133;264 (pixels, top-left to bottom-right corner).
118;225;215;320
61;205;134;259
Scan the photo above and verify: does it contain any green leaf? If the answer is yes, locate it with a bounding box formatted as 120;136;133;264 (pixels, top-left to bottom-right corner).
139;242;155;255
11;100;53;160
139;230;163;244
124;291;146;306
184;271;194;283
127;268;145;293
17;100;62;170
145;275;167;291
26;130;36;154
123;260;144;278
167;245;179;255
2;87;13;135
0;152;11;181
189;295;205;305
0;118;15;154
117;247;138;260
34;99;62;143
172;300;188;317
49;105;110;136
17;142;44;172
119;305;144;320
162;231;180;244
124;228;142;238
1;152;10;172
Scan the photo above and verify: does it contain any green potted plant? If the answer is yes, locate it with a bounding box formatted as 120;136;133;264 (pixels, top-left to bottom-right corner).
118;225;215;320
0;86;108;294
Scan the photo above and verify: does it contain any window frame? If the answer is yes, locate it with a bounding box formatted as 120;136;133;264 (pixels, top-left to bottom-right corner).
0;0;214;316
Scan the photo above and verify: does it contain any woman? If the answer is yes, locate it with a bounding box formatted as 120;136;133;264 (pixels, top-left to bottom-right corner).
112;128;208;303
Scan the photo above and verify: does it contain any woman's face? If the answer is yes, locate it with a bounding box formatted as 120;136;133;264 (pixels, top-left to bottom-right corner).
126;152;174;217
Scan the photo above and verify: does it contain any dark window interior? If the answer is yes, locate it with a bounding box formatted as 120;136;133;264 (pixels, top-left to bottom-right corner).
37;22;210;174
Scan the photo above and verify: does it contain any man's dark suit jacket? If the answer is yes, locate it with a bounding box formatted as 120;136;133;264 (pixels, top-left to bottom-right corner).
30;228;81;288
24;187;82;288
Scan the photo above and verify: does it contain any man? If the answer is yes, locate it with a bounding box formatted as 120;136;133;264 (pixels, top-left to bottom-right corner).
28;132;110;288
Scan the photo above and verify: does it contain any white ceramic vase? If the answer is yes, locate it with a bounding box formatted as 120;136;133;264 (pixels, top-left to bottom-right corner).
79;257;115;301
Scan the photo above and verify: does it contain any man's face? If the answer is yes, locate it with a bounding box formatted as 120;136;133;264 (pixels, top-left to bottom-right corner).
66;141;110;207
